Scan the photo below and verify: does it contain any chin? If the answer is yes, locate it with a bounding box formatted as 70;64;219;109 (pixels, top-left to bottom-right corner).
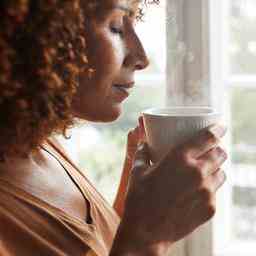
97;105;122;122
76;104;122;123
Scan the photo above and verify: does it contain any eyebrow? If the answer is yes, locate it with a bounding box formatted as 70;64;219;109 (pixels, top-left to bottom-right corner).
113;5;135;17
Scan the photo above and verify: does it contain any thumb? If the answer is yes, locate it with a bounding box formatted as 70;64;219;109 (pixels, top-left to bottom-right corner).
133;142;151;170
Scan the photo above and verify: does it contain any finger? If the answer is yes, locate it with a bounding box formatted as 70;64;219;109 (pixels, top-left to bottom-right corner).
133;142;151;169
179;169;226;208
184;169;226;206
179;192;216;234
197;146;228;178
127;127;140;145
139;115;144;129
181;124;227;159
190;169;226;202
190;196;217;230
138;116;146;142
130;126;140;138
204;169;226;193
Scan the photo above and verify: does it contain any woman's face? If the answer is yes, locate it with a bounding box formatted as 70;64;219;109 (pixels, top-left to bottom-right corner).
72;0;149;122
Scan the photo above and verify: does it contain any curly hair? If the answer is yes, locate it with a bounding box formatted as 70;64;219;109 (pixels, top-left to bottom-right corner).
0;0;159;160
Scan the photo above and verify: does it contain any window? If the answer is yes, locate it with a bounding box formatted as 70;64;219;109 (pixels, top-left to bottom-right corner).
57;0;256;255
216;0;256;255
166;0;256;255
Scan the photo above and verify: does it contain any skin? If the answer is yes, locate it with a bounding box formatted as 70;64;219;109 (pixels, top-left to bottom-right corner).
0;0;228;255
72;0;149;122
0;0;147;222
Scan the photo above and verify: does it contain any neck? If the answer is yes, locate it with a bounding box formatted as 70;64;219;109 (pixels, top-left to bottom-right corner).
0;146;48;176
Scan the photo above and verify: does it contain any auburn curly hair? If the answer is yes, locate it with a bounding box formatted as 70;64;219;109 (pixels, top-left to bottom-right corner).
0;0;159;160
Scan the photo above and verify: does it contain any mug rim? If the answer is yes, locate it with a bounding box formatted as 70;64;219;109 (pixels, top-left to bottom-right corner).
142;107;221;117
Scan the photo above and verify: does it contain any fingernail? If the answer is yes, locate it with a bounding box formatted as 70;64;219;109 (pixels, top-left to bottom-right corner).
209;124;227;138
137;142;145;150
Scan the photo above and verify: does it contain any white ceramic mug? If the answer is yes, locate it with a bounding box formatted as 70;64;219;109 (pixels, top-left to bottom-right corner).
142;107;221;163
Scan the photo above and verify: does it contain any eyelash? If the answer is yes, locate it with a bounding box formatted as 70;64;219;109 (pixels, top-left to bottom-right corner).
110;26;124;37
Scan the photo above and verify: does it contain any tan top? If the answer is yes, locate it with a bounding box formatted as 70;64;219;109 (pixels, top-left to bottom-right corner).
0;137;120;256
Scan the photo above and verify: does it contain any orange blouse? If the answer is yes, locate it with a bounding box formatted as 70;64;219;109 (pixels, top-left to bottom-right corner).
0;137;120;256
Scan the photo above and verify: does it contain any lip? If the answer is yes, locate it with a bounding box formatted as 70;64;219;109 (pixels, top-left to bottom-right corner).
112;82;134;102
113;81;135;89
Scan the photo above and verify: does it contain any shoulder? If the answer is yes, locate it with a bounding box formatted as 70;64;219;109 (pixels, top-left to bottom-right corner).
0;183;91;255
46;136;77;163
46;136;67;153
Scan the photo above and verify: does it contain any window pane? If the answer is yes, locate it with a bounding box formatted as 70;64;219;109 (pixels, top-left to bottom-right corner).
230;0;256;75
231;87;256;241
135;2;166;75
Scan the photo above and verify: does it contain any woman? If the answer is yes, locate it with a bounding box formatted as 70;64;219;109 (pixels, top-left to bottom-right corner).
0;0;227;255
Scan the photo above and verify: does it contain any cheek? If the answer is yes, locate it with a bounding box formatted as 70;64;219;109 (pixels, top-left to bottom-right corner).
99;30;126;74
110;35;126;68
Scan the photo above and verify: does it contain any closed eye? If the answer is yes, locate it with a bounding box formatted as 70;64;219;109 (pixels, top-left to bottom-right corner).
110;26;124;37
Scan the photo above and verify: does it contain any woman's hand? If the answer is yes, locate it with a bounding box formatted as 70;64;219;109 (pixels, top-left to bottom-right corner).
113;116;146;217
110;124;227;256
125;116;146;164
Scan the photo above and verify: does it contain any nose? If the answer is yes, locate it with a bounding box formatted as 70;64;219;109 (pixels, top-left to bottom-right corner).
123;31;149;71
134;50;149;71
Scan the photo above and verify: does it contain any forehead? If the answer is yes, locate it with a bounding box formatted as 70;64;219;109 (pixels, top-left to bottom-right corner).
84;0;140;22
100;0;140;15
106;0;140;7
